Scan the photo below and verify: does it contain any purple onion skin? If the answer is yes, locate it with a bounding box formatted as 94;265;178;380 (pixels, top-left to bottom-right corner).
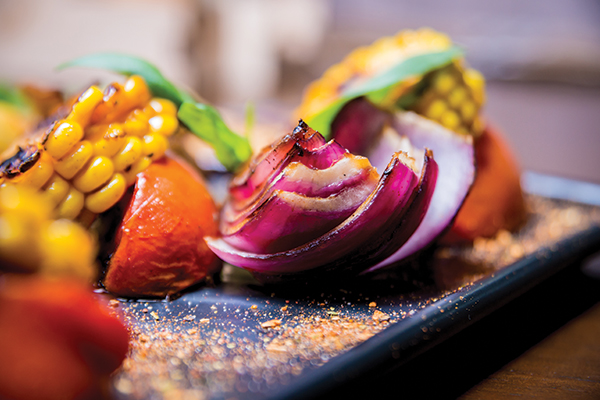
331;97;392;154
205;150;437;281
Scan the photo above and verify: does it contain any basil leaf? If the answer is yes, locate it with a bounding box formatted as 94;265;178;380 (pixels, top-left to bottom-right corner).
57;53;194;107
59;53;253;172
0;84;32;111
305;46;463;137
178;102;252;172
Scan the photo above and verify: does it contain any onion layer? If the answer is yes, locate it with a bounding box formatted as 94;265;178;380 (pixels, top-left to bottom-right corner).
206;121;439;280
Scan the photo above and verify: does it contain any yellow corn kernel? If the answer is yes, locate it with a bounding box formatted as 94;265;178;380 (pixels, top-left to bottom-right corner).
113;136;143;172
460;102;476;124
65;86;104;126
432;71;455;95
147;98;178;117
73;156;114;193
123;75;151;109
122;156;151;186
44;120;84;160
424;99;447;120
38;219;96;281
0;184;51;223
440;110;460;131
17;151;54;190
464;68;486;105
43;174;70;206
56;186;84;219
88;124;126;157
77;208;97;228
54;140;94;180
143;132;169;160
85;173;126;214
0;213;41;271
124;109;150;137
148;114;178;136
448;86;467;109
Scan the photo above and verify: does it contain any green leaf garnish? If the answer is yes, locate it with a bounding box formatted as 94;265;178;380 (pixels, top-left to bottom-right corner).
178;102;252;172
305;46;463;137
0;84;33;112
58;53;251;171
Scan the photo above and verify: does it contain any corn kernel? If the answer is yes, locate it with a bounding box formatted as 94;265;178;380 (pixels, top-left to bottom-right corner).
432;71;455;95
122;156;152;186
38;219;96;281
113;136;143;172
43;174;70;206
124;75;151;109
56;186;84;219
65;86;103;126
45;120;84;160
424;99;447;120
73;156;114;193
17;151;54;190
85;173;126;214
54;140;94;180
464;68;486;105
440;110;460;130
147;98;178;116
124;109;150;137
143;132;169;160
149;114;178;136
460;102;476;124
448;87;467;109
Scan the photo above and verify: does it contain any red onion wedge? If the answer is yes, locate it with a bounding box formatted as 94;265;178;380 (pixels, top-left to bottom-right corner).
205;121;439;281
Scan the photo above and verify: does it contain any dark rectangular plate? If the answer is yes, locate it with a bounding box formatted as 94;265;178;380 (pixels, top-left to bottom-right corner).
113;172;600;400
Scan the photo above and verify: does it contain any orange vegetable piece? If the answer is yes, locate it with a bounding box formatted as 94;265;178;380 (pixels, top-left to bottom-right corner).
103;155;220;298
443;124;527;243
0;275;129;400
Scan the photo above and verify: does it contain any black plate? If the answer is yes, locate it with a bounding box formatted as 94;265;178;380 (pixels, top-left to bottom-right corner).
112;172;600;400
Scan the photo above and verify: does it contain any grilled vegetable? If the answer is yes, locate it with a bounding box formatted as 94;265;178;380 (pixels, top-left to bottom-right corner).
297;28;526;242
0;75;177;223
0;184;96;281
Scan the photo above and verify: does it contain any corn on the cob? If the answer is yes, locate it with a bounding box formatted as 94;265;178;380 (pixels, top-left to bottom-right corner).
0;184;96;281
296;28;486;137
0;75;178;222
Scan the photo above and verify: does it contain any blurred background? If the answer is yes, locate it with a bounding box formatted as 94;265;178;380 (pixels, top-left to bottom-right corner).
1;0;599;183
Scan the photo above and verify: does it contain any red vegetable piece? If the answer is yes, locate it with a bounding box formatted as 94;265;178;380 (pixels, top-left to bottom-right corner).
103;155;220;298
0;275;129;400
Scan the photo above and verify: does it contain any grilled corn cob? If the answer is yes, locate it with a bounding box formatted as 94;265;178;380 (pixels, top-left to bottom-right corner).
0;184;96;281
0;75;178;222
296;28;486;137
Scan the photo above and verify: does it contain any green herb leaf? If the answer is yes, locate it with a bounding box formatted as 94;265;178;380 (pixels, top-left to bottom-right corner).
178;102;252;172
57;53;194;106
0;84;32;111
59;53;252;172
305;46;463;137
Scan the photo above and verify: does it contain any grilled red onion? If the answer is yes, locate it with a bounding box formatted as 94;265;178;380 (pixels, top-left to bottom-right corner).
206;120;439;280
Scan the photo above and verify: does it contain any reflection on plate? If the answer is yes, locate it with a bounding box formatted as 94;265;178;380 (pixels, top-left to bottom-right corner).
111;173;600;400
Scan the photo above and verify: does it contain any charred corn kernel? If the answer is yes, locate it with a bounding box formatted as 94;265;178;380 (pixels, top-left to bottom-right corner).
73;156;114;193
38;218;95;281
42;174;70;206
113;136;143;171
44;121;84;159
54;140;94;179
65;86;103;126
124;109;149;137
143;132;169;160
149;114;178;136
56;186;84;219
147;98;178;117
0;75;172;224
122;156;152;186
85;173;126;214
17;151;54;190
